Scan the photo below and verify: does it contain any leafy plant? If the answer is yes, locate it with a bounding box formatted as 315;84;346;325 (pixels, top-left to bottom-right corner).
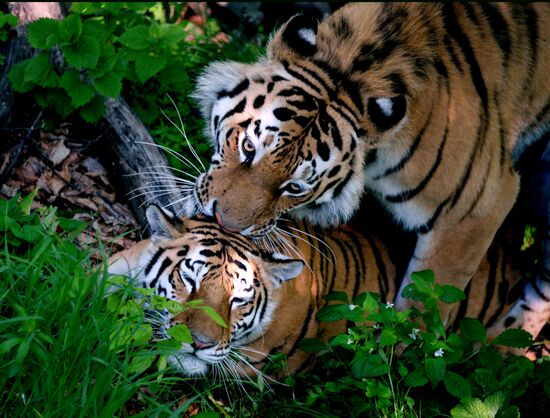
0;11;18;67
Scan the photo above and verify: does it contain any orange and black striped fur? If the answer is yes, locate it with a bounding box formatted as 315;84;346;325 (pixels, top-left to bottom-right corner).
107;205;529;377
188;3;550;333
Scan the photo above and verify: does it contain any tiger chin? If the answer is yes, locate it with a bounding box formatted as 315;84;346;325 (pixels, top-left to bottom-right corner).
189;3;550;330
107;205;543;378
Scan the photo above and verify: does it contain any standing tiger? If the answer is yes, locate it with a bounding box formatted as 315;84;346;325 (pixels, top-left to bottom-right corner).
107;205;531;377
187;3;550;333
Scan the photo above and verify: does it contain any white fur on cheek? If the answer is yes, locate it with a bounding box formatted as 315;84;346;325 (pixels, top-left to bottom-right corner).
298;28;316;45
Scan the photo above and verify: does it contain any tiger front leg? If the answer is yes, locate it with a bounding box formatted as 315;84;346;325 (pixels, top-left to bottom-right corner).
394;195;517;325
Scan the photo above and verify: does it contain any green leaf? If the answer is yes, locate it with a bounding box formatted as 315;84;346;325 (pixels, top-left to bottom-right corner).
460;318;487;344
23;54;51;84
496;406;520;418
317;304;349;322
411;270;435;294
451;399;492;418
379;329;397;347
444;371;472;399
361;292;379;314
474;369;498;393
195;412;220;418
329;334;353;348
92;72;122;98
198;306;227;328
351;352;389;379
490;328;533;348
62;35;100;69
128;353;155;374
322;291;349;303
405;368;428;387
59;14;82;43
298;338;327;353
60;69;95;107
167;324;192;343
19;189;38;215
158;24;185;48
27;18;60;49
79;95;105;123
437;285;466;303
5;14;18;27
135;54;166;83
425;357;446;387
118;25;150;50
8;60;33;92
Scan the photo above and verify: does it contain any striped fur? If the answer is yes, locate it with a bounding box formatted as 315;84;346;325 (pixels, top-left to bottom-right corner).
189;3;550;328
107;206;530;377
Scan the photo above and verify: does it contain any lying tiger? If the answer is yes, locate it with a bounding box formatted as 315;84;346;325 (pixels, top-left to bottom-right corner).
187;3;550;338
107;205;528;377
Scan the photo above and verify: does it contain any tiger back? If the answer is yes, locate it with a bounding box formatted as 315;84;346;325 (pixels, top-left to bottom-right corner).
107;205;527;377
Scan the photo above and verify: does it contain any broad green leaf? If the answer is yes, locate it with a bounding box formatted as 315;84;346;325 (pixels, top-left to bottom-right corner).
490;329;533;348
425;357;446;387
167;324;192;343
298;338;327;353
329;334;353;348
27;18;60;49
460;318;487;344
198;306;227;328
361;292;379;314
474;369;498;393
135;54;166;83
317;304;349;322
379;329;397;347
79;95;105;123
23;54;51;84
59;14;82;43
8;59;33;92
93;72;122;98
158;24;185;48
5;13;19;27
118;25;150;50
437;285;466;303
62;35;100;69
451;399;492;418
351;352;389;378
60;69;95;107
444;371;472;399
410;270;435;295
497;406;520;418
405;368;428;387
128;353;155;374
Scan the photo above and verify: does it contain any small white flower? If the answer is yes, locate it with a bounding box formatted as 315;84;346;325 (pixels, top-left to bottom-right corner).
385;302;394;309
408;328;420;340
349;304;357;310
347;338;353;345
373;324;381;330
434;348;444;357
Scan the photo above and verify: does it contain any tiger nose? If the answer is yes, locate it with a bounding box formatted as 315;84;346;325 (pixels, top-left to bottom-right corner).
212;200;242;233
191;335;215;350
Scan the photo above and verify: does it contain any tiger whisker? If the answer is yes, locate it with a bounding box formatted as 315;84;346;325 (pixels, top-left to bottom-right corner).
277;227;333;266
136;141;202;175
139;164;198;180
284;225;336;264
164;94;207;172
272;229;314;274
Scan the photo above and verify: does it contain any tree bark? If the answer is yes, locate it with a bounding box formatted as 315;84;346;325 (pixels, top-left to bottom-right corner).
104;97;188;230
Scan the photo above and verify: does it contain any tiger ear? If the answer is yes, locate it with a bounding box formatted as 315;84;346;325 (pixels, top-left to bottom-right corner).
268;14;319;61
263;253;305;287
146;204;181;241
367;96;407;131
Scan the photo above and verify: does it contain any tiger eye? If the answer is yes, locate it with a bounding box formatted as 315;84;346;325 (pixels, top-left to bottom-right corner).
243;137;255;154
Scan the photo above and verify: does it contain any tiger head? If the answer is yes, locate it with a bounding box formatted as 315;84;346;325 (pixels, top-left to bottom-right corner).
107;205;304;377
190;10;433;236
